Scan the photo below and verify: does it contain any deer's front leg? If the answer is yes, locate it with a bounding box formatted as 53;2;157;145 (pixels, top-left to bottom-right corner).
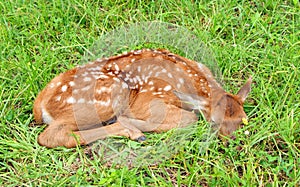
75;121;146;145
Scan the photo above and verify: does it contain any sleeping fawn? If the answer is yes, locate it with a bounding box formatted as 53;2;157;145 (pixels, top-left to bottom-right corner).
33;49;252;148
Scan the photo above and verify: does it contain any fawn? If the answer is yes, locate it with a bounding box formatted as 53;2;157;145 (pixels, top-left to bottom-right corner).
33;49;252;148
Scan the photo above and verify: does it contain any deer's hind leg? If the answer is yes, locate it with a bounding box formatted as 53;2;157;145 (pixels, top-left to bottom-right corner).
38;120;83;148
38;119;146;148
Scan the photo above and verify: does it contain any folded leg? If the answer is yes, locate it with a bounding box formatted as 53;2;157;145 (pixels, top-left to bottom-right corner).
38;119;146;148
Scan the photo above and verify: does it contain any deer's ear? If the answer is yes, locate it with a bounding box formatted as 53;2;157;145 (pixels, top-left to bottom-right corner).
173;90;208;111
237;77;252;102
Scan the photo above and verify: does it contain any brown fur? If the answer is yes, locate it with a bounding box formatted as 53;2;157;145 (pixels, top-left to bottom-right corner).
33;49;251;148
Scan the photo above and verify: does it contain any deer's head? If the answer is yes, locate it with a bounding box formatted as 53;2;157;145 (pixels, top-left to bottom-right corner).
174;77;252;136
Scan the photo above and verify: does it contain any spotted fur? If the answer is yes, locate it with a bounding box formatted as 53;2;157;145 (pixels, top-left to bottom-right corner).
33;49;251;148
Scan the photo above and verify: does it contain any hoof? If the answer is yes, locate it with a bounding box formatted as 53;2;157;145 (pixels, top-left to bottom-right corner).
136;136;146;142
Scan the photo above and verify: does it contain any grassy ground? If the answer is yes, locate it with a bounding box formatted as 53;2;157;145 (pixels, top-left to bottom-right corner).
0;0;299;186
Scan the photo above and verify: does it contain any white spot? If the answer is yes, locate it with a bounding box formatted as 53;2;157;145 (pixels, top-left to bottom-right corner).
131;58;136;63
67;97;76;104
125;65;131;70
153;66;159;71
73;89;79;94
49;83;55;88
90;71;103;75
194;74;198;76
244;130;250;135
176;67;181;72
77;98;85;103
153;92;162;95
96;99;111;106
122;82;128;89
197;63;204;70
150;86;155;91
161;68;167;73
114;64;120;71
163;85;172;91
98;75;109;79
92;75;99;79
42;107;53;124
61;85;68;92
189;74;193;77
82;85;91;91
148;81;154;85
200;79;205;82
140;89;147;93
96;87;111;94
136;76;142;82
88;66;101;71
141;73;147;81
113;77;120;82
87;100;94;104
69;81;75;87
82;72;89;77
179;78;185;84
56;82;62;86
176;83;181;89
144;75;149;83
137;66;141;72
167;73;173;78
84;77;92;82
134;50;142;54
95;58;103;62
55;96;61;101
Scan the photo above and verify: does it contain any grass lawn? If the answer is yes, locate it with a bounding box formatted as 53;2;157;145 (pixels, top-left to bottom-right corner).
0;0;299;186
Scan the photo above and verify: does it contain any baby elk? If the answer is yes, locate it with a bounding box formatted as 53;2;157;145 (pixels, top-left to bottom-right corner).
33;49;252;148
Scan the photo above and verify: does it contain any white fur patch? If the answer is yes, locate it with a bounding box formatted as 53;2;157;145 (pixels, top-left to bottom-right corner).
66;97;76;104
61;85;68;92
42;107;53;124
163;85;172;91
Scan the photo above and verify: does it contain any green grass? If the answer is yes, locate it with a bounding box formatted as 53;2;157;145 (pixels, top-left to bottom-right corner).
0;0;299;186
